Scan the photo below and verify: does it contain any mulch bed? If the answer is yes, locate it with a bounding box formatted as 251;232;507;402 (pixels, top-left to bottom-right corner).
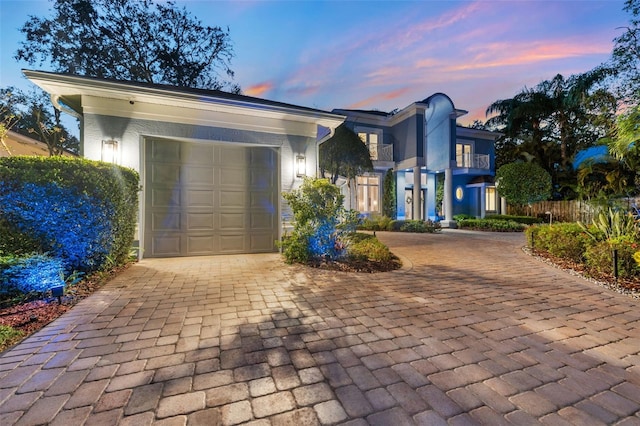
0;264;131;350
525;247;640;298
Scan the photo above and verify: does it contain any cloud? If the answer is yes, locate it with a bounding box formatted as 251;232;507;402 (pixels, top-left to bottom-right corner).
347;87;413;110
448;39;612;72
244;81;273;97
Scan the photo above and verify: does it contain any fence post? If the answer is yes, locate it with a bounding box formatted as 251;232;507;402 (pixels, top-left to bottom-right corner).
613;249;619;283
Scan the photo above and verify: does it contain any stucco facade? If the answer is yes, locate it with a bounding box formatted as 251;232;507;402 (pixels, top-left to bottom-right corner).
25;70;344;257
334;94;501;225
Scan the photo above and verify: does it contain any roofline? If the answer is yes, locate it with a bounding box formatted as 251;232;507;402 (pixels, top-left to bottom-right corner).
22;69;346;126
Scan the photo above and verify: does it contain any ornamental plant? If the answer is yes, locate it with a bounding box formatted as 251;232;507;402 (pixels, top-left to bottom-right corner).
496;162;552;206
281;177;357;263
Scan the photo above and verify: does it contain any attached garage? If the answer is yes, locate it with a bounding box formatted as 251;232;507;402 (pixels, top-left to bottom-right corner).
145;138;278;257
24;70;346;258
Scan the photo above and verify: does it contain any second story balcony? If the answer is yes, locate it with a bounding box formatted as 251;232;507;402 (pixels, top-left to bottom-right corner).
370;143;393;162
456;153;490;170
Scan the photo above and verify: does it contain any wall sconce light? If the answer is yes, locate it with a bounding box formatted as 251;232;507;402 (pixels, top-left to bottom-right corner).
296;154;306;178
101;139;119;164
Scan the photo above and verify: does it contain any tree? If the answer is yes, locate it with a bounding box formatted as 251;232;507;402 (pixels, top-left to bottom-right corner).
486;69;615;199
0;89;24;155
382;169;396;219
0;87;79;155
16;0;239;92
495;162;552;207
610;0;640;103
319;124;373;184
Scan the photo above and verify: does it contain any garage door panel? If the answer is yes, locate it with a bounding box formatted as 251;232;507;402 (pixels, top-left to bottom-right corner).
219;191;246;208
152;164;181;184
152;212;181;231
250;192;275;210
220;213;245;230
250;233;276;251
219;168;248;186
151;188;180;207
185;145;215;164
187;235;215;254
250;213;275;230
152;235;181;256
220;146;249;165
187;213;215;230
185;167;215;185
145;139;278;257
187;190;215;207
219;234;245;252
150;140;181;160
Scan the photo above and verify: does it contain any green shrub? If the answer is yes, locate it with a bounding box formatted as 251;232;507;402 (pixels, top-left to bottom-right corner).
345;233;396;263
281;178;356;263
0;156;139;270
485;214;544;225
585;235;639;278
0;218;40;256
529;223;591;263
453;214;475;222
359;215;393;231
457;219;526;232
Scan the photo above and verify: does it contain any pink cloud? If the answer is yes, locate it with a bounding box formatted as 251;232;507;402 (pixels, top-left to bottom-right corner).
244;81;273;97
347;87;413;110
447;39;611;72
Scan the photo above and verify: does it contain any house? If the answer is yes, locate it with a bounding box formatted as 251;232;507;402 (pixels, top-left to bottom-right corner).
333;93;502;226
1;130;75;157
24;70;345;258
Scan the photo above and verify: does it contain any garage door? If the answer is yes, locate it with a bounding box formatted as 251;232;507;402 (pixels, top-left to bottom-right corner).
144;138;278;257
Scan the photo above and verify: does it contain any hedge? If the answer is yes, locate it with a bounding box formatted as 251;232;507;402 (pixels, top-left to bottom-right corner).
0;156;139;275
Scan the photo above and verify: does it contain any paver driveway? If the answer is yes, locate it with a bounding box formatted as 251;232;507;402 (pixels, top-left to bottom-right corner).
0;230;639;425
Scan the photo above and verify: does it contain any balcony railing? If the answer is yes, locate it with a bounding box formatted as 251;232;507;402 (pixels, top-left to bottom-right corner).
371;144;393;162
456;153;490;169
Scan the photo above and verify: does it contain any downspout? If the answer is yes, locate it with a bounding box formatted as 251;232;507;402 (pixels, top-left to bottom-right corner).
316;125;337;178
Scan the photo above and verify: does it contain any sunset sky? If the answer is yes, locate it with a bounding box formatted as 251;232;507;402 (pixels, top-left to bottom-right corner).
0;0;630;125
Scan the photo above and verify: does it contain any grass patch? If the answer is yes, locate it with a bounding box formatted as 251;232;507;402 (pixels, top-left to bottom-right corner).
0;325;24;352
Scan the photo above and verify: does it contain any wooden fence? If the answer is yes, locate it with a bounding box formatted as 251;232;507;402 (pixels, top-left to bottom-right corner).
507;197;640;223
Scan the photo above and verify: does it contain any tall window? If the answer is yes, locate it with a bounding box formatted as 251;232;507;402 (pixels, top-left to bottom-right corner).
358;131;380;160
485;186;497;212
357;176;380;213
456;143;472;167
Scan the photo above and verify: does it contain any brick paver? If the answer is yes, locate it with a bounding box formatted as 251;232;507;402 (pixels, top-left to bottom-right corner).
0;229;639;424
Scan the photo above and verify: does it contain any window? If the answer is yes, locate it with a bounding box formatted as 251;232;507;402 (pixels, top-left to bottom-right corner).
358;131;380;160
456;143;472;167
485;186;497;212
357;175;380;213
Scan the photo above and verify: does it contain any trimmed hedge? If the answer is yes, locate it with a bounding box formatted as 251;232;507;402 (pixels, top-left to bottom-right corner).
359;217;441;233
526;223;590;263
0;156;139;274
485;214;544;225
457;219;526;232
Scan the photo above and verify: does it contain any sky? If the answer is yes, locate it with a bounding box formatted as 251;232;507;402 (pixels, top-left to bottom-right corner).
0;0;630;126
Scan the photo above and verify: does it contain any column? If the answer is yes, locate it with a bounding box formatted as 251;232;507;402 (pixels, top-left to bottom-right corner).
441;167;456;228
413;166;421;221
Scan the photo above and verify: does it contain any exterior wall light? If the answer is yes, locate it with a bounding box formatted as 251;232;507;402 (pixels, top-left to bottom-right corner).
296;154;306;178
455;186;464;201
101;139;119;164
